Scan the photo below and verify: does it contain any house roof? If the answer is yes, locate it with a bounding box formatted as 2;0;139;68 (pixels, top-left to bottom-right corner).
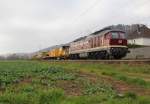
127;26;150;39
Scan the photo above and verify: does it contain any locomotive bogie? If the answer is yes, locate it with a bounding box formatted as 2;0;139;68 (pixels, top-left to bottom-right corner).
109;47;128;59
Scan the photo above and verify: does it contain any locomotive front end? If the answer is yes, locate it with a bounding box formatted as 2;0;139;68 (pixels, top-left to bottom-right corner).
108;31;128;59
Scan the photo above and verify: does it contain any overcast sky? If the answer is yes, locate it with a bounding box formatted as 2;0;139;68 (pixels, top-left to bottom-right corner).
0;0;150;54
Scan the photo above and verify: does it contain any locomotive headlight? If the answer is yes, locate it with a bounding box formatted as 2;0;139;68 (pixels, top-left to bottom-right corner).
118;40;123;43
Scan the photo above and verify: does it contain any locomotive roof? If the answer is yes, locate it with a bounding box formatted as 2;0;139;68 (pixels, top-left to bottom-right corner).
72;29;125;43
73;36;87;42
91;28;125;36
38;43;70;52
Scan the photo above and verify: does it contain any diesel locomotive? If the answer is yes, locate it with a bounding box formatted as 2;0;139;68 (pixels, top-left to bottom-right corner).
69;29;128;59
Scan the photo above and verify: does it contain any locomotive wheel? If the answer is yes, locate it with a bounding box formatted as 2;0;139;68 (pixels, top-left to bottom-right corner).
105;52;114;60
97;52;105;59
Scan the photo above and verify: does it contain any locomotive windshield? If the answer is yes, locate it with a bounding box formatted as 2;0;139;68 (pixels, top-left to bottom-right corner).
111;32;119;39
111;32;126;39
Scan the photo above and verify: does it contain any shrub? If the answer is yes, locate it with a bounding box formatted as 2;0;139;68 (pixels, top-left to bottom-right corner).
139;96;150;104
54;73;76;81
0;93;35;104
38;89;64;104
125;92;137;99
116;75;127;81
101;71;117;76
132;78;147;87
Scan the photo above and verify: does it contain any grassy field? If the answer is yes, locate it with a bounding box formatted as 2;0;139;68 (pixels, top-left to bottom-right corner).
0;60;150;104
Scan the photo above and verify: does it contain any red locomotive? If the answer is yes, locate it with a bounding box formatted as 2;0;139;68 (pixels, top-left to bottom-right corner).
69;29;128;59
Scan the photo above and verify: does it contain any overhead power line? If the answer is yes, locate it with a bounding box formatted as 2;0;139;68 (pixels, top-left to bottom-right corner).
71;0;102;24
70;0;103;36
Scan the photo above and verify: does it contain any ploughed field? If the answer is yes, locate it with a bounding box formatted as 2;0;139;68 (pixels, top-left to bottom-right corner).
0;61;150;104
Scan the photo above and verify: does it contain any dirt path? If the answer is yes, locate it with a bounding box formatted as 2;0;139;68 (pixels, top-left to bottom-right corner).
127;73;150;82
56;80;83;96
78;71;150;96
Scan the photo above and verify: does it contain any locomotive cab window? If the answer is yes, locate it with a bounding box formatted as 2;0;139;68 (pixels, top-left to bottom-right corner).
111;32;119;39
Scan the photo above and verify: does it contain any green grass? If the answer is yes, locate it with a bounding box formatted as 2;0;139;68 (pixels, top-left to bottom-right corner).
52;62;150;88
0;60;150;104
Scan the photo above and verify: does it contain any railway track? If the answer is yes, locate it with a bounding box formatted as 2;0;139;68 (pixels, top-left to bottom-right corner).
47;59;150;64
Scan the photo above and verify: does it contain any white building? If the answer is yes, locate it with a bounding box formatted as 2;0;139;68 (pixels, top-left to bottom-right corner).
128;37;150;46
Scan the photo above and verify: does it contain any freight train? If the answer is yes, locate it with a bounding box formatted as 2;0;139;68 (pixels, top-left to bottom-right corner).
35;29;129;60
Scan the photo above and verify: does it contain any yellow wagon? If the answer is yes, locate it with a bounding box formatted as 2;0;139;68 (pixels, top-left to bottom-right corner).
48;45;69;59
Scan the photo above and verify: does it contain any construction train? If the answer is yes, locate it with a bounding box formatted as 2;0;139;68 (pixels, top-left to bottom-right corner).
34;29;129;60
